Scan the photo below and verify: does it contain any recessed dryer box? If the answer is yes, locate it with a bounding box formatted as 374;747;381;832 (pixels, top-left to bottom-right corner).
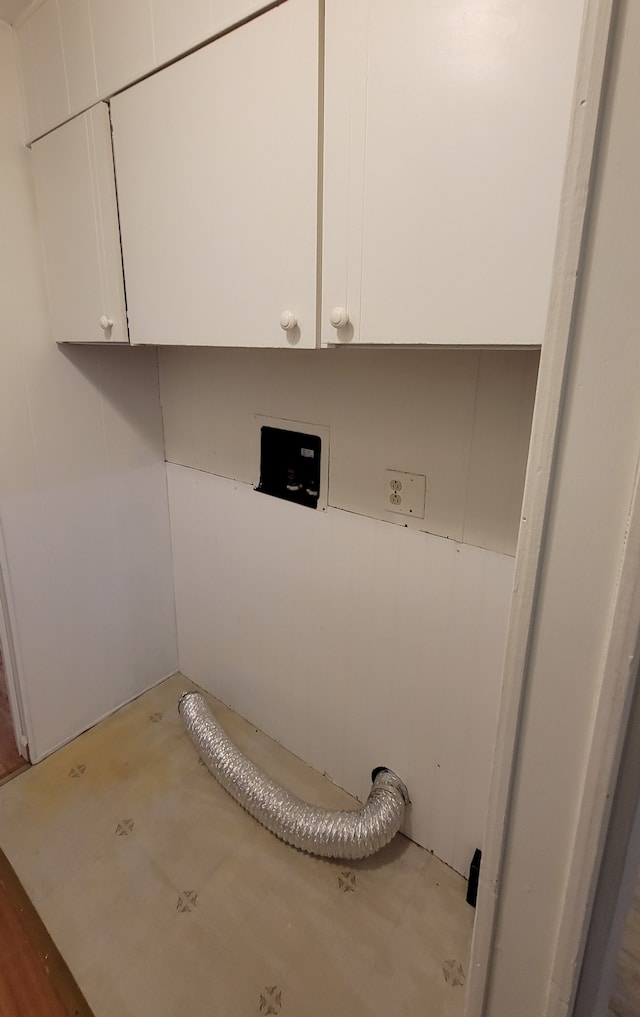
254;415;330;510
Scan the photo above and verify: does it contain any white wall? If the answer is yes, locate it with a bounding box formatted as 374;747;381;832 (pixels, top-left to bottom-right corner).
0;22;177;761
160;346;539;555
160;343;535;874
168;465;515;875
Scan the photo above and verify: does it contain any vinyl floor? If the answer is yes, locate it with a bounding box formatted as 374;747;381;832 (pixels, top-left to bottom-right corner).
0;673;474;1017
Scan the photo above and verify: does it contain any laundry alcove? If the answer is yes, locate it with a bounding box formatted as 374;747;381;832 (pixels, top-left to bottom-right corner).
2;0;624;1012
160;345;538;877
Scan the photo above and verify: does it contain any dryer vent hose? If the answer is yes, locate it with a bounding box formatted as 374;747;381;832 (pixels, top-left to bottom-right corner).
179;691;409;860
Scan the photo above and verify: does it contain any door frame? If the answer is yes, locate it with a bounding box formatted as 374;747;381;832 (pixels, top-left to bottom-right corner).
0;520;30;762
464;0;636;1012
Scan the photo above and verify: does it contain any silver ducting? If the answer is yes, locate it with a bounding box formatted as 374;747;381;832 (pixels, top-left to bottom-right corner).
179;692;410;860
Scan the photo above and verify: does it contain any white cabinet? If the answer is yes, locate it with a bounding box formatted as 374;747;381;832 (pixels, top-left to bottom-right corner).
110;0;318;347
152;0;212;67
27;0;595;351
31;103;128;343
321;0;586;347
17;0;297;142
153;0;278;68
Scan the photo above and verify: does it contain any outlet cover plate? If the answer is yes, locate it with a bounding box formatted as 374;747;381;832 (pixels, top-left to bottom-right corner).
385;470;426;519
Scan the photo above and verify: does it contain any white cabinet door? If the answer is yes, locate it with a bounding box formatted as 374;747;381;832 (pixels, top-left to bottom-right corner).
31;103;128;343
111;0;318;348
322;0;586;347
152;0;278;67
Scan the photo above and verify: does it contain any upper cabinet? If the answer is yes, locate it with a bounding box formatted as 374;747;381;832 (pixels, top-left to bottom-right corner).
321;0;587;347
31;102;128;343
24;0;604;350
17;0;289;142
110;0;318;347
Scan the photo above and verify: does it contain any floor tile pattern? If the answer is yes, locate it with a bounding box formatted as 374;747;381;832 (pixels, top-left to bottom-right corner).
0;674;474;1017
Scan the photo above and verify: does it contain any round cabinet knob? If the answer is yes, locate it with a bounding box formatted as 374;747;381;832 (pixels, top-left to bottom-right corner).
329;306;349;329
279;311;298;332
99;315;114;332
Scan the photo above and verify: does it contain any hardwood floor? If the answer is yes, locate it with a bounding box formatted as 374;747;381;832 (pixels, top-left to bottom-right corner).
2;657;86;1013
0;651;27;782
0;847;93;1017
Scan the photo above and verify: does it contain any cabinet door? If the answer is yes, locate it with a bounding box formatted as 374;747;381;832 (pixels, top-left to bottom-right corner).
31;103;128;343
322;0;586;346
152;0;281;68
111;0;318;348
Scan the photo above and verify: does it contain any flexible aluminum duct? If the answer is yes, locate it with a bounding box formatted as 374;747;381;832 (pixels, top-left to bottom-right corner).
179;691;410;860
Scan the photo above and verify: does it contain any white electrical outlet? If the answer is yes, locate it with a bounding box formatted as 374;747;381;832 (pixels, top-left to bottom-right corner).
385;470;426;519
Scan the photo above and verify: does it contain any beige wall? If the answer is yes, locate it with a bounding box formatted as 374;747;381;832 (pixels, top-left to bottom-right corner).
160;346;539;556
0;22;177;760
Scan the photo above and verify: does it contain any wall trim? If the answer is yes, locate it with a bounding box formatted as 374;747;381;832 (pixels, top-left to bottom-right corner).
0;519;31;759
465;0;616;1012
